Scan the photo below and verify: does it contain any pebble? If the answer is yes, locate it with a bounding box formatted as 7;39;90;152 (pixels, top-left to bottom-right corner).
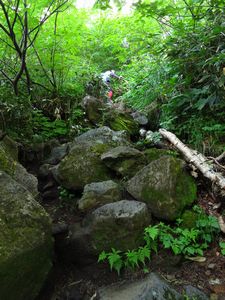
208;263;216;270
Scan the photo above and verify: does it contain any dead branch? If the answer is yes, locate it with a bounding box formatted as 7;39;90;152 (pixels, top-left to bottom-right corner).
159;128;225;196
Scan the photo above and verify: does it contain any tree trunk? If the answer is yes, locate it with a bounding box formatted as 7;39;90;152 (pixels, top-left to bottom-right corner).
159;128;225;196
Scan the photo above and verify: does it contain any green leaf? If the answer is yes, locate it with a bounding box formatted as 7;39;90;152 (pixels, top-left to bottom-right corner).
98;251;107;262
144;226;159;240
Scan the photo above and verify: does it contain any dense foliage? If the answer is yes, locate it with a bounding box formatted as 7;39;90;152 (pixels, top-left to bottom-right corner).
0;0;224;151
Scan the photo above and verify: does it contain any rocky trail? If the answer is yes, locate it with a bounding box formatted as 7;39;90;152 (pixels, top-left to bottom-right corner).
1;95;225;300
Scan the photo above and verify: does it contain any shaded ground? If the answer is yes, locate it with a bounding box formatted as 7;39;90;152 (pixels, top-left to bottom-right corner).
36;186;225;300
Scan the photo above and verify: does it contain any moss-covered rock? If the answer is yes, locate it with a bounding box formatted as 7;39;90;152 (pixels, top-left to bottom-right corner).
73;126;130;146
0;143;16;175
0;171;53;300
105;109;139;135
101;146;146;177
53;142;112;190
0;142;38;196
144;148;178;164
126;156;197;221
0;135;18;161
81;95;104;124
54;127;131;190
87;200;151;252
78;180;122;211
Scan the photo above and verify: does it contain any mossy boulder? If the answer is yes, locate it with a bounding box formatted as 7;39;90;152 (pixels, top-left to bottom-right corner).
81;95;104;124
127;156;197;221
105;109;139;135
101;146;146;177
144;148;178;164
0;142;16;175
0;142;38;196
54;127;131;190
0;135;18;161
73;126;130;146
0;171;53;300
85;200;151;252
78;180;122;211
53;142;112;190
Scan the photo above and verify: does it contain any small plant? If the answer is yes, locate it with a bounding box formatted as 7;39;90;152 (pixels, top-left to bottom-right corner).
98;248;123;275
219;241;225;255
98;206;220;275
58;186;76;209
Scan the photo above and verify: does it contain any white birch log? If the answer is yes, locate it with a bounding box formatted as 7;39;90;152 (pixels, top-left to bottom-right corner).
159;128;225;194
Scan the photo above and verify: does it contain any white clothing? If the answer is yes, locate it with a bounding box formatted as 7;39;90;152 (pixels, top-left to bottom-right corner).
100;70;117;84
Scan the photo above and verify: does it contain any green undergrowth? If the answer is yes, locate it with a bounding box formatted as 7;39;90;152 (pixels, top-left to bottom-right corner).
98;206;220;275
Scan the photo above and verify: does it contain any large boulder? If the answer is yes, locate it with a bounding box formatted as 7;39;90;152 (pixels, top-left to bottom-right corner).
81;95;104;124
144;148;178;164
101;146;146;177
127;156;197;221
53;127;130;190
52;141;112;190
0;135;18;161
83;200;151;253
57;200;151;263
0;141;38;196
104;109;139;135
77;180;122;211
73;126;130;146
0;171;53;300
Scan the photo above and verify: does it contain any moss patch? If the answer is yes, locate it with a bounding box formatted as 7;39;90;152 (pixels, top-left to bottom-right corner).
144;148;178;164
127;156;197;221
105;110;139;135
0;146;17;175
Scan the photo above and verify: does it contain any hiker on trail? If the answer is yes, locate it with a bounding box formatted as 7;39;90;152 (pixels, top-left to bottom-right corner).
100;70;122;102
101;70;121;86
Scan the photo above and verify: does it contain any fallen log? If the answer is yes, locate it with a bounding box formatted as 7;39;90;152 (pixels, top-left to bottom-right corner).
159;128;225;196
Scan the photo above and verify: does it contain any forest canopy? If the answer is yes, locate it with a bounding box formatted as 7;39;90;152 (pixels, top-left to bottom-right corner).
0;0;224;152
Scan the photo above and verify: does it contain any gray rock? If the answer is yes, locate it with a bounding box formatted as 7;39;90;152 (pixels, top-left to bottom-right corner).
0;140;38;197
127;156;197;221
0;171;53;300
53;127;131;190
81;95;104;124
183;285;209;300
44;143;70;165
73;126;130;146
131;111;148;126
83;200;151;253
0;135;18;161
98;273;209;300
101;146;146;177
53;141;112;190
98;272;181;300
78;180;122;211
58;200;151;264
13;163;38;197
